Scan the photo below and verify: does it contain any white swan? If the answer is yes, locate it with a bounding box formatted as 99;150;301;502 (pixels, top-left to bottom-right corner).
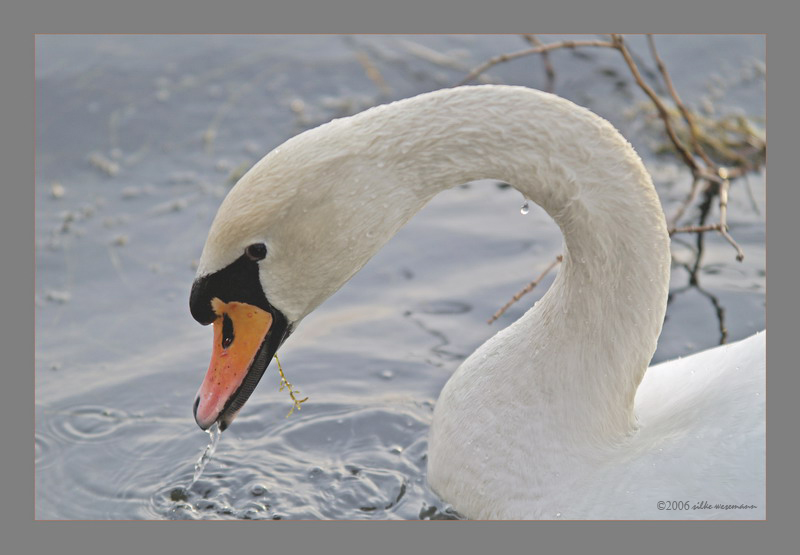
188;85;765;520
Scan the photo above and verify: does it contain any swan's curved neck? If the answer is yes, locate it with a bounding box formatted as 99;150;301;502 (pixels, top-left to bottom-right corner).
374;87;671;439
231;86;670;439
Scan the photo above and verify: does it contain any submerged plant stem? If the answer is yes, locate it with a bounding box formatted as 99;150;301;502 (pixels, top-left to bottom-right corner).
275;354;309;418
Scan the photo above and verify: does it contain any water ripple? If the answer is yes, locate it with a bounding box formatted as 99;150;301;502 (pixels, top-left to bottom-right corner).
146;401;456;520
416;300;472;315
40;405;130;445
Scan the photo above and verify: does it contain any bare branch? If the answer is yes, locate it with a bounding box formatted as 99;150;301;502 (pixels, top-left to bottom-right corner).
647;35;715;168
669;176;745;264
462;35;759;324
522;34;556;92
668;176;703;229
488;255;563;324
670;223;725;234
716;171;745;262
458;40;615;87
354;49;392;97
611;34;700;174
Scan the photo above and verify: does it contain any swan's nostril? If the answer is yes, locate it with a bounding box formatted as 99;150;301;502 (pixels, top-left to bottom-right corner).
221;314;234;348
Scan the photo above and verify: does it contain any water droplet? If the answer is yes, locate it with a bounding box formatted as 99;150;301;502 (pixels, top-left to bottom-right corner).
308;466;323;479
190;422;221;487
250;484;267;496
520;201;530;215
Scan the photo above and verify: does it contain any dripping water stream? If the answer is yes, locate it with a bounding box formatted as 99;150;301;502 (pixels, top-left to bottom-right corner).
190;422;221;488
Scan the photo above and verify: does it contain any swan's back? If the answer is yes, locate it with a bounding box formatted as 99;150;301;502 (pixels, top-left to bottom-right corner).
563;332;765;519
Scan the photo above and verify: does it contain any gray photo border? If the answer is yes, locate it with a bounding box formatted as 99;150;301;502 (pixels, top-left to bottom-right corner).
6;0;795;554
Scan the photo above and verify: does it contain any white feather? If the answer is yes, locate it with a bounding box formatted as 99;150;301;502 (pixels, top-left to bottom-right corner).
198;85;765;519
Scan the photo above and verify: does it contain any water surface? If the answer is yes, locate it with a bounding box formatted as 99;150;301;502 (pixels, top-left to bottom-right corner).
35;35;765;519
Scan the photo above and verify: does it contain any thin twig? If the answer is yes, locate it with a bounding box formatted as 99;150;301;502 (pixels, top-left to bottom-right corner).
670;222;748;260
354;49;392;97
647;35;715;168
669;175;745;262
522;34;556;93
717;168;731;225
614;36;746;262
716;171;745;262
458;40;615;87
106;243;131;288
717;227;744;262
488;255;563;324
611;35;700;174
670;223;727;234
274;354;308;418
459;34;757;323
668;176;703;229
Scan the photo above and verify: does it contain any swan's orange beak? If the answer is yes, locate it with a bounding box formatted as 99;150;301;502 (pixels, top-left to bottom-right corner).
193;298;273;430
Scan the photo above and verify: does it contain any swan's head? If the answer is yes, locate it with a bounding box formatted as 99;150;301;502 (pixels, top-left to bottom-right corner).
188;123;409;430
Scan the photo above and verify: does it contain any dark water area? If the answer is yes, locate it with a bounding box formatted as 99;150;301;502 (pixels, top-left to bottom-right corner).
35;35;765;519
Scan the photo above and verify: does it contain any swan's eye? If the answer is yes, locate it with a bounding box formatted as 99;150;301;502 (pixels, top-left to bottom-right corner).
245;243;267;261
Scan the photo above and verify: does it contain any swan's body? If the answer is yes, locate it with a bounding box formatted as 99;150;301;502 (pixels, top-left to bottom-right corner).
431;330;765;519
191;85;766;519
